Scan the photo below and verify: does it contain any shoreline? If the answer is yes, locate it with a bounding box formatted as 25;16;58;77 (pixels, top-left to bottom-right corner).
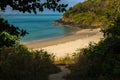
24;28;103;58
24;28;101;48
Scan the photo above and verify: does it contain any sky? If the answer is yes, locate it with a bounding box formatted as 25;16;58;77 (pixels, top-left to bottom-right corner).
2;0;84;14
39;0;84;14
61;0;84;7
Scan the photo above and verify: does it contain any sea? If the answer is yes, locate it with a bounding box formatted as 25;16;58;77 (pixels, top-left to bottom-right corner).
2;14;73;43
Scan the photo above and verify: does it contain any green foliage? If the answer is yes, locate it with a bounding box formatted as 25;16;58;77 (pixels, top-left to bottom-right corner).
67;37;120;80
0;45;60;80
0;0;68;13
0;17;28;47
62;0;119;27
72;12;98;25
101;0;120;38
65;0;120;80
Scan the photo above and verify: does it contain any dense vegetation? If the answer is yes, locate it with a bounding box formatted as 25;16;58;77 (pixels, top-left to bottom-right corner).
62;0;119;28
0;0;67;80
67;37;120;80
0;45;60;80
66;0;120;80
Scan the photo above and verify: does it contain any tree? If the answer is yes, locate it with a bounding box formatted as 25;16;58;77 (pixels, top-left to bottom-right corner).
0;0;68;47
0;18;28;47
0;0;68;13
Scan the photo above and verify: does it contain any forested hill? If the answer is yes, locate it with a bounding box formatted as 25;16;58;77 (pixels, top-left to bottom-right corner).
60;0;120;28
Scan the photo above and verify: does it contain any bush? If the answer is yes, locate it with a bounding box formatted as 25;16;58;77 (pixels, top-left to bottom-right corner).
66;37;120;80
65;0;120;80
0;45;60;80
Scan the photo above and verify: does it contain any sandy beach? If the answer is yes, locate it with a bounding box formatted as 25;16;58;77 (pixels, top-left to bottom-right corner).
25;28;103;58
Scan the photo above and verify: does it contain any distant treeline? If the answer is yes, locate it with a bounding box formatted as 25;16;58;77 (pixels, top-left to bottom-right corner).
62;0;119;28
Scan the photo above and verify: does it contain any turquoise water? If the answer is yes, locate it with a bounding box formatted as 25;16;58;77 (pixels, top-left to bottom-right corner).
3;14;73;43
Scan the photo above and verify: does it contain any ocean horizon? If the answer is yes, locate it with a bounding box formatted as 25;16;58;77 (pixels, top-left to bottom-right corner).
2;14;73;43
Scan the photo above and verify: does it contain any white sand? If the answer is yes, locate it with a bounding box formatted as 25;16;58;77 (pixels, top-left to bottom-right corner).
28;28;103;58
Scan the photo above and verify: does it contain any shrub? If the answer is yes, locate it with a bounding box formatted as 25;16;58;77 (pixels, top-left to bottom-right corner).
0;45;60;80
66;37;120;80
